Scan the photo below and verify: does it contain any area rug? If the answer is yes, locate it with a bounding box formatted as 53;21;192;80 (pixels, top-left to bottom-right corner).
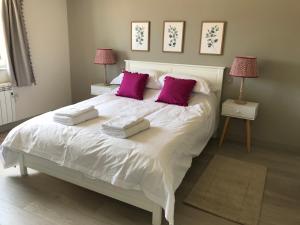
184;155;267;225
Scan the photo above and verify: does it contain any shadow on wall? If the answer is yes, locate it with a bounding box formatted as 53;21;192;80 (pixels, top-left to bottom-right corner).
107;50;129;81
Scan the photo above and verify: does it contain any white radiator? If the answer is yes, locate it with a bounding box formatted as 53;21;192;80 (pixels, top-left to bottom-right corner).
0;83;16;125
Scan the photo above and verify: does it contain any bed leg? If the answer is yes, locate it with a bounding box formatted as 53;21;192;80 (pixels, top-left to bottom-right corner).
152;205;162;225
19;154;28;176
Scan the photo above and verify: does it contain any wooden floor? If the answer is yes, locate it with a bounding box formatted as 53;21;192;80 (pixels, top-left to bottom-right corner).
0;139;299;225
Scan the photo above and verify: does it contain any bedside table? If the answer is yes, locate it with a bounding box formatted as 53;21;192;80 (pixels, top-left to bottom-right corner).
219;99;259;152
90;83;116;96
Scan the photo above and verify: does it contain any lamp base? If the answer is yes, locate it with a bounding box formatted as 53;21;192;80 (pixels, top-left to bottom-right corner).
234;99;247;105
103;64;109;86
235;77;247;105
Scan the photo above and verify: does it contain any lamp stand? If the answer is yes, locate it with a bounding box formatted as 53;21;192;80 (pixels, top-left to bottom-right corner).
103;64;109;86
234;77;247;105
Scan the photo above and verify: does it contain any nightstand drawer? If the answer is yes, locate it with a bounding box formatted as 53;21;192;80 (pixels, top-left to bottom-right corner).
222;99;259;120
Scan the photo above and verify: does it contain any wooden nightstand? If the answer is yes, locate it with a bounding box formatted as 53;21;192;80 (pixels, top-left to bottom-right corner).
90;83;116;96
219;99;259;152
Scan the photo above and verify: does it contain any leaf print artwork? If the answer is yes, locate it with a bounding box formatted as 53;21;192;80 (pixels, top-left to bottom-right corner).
131;22;149;51
200;22;225;55
135;25;145;46
205;25;220;48
168;26;179;48
163;21;184;52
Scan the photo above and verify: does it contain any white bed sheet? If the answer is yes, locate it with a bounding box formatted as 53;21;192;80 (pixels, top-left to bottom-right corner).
0;89;217;225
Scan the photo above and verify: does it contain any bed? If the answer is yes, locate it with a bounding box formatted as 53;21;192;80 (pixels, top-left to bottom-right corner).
0;60;225;225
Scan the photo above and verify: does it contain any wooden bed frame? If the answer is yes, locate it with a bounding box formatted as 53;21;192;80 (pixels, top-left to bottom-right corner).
17;60;225;225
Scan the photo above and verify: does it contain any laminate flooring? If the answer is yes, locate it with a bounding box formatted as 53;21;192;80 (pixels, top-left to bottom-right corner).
1;139;299;225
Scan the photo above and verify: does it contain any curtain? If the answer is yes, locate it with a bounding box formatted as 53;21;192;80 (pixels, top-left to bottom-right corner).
1;0;35;87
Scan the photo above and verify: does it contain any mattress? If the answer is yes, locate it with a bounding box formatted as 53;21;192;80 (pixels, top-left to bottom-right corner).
0;89;217;225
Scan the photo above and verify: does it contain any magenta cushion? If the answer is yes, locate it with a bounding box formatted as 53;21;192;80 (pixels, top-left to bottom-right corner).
156;76;196;106
116;71;149;100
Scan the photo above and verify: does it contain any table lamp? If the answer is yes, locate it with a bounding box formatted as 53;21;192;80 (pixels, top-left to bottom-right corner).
229;56;258;104
94;49;116;85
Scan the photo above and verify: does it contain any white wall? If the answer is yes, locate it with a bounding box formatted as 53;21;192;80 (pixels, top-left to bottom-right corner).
13;0;71;120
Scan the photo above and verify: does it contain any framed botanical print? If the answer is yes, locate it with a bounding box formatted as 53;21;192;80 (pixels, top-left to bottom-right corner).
200;21;226;55
163;21;185;53
131;21;150;51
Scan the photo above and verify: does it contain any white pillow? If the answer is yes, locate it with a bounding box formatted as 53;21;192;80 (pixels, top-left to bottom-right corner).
110;70;162;89
159;73;211;95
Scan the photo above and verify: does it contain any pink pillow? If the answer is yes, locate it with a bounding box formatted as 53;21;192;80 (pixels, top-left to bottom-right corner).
116;71;149;100
156;76;196;106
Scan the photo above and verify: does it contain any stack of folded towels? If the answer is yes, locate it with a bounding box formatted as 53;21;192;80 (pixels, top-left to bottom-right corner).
53;105;98;126
101;116;150;138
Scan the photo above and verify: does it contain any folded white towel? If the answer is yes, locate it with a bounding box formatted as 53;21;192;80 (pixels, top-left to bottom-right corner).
54;105;95;118
53;109;98;126
101;119;150;138
101;115;144;130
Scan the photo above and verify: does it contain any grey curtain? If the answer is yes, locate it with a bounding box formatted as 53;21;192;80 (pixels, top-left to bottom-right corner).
1;0;35;87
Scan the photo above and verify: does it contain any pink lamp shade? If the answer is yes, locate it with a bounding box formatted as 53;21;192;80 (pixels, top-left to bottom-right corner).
229;56;258;78
94;49;116;65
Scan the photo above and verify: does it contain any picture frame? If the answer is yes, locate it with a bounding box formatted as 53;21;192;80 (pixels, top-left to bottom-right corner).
162;21;185;53
131;21;150;51
199;21;226;55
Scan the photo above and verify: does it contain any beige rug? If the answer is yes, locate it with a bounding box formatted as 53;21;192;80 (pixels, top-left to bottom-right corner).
185;155;267;225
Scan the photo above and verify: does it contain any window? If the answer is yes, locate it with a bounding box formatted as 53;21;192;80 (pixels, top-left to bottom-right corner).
0;5;6;69
0;22;5;68
0;52;6;68
0;2;11;85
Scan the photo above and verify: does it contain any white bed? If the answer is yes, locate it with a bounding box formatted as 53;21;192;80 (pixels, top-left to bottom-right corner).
0;60;225;225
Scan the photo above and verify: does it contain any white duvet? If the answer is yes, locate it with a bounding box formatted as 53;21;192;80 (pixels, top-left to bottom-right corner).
0;89;216;225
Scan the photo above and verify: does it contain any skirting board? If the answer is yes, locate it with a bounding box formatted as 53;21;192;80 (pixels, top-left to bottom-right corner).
223;134;299;154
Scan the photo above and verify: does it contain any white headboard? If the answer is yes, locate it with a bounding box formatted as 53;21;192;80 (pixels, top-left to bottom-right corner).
125;60;225;101
125;60;226;133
